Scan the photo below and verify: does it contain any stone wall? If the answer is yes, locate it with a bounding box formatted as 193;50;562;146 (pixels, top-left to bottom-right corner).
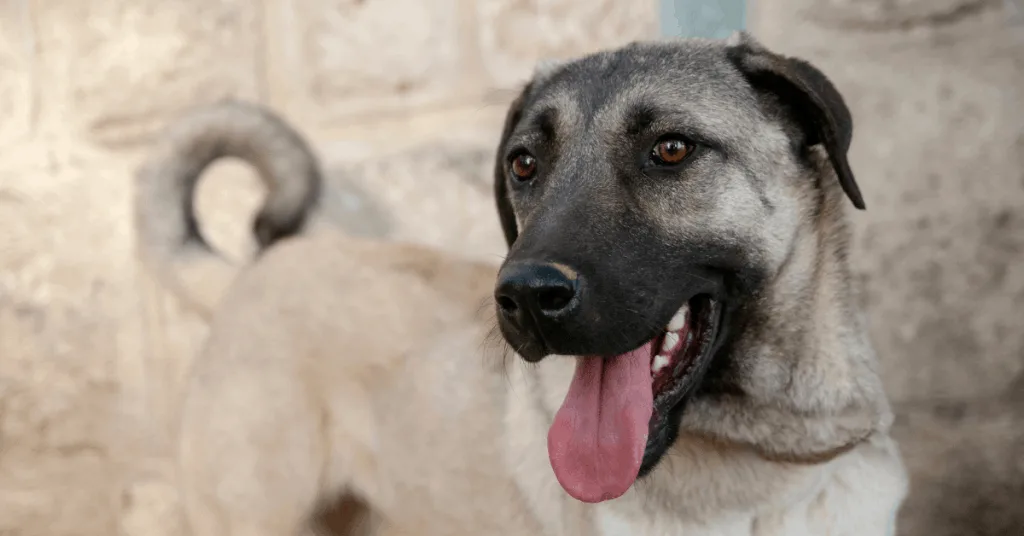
0;1;1020;535
0;2;658;535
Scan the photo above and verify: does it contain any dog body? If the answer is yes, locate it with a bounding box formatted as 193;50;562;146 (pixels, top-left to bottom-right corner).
135;34;907;536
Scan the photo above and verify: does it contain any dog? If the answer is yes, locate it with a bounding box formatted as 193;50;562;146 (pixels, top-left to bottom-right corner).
134;32;909;536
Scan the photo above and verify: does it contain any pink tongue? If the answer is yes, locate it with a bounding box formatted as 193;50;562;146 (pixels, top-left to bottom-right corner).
547;342;654;503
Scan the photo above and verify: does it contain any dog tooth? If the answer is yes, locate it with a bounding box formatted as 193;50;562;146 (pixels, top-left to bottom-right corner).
667;305;689;332
662;331;680;354
652;354;671;374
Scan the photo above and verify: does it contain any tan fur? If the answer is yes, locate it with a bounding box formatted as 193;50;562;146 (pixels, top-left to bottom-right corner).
137;39;907;536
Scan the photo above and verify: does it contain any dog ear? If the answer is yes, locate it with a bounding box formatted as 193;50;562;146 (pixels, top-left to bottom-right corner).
727;32;866;210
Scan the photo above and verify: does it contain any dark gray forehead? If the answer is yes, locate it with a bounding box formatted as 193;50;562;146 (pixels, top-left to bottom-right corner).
513;39;764;147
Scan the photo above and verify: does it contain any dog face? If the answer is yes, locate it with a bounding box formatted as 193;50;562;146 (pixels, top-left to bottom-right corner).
492;33;870;501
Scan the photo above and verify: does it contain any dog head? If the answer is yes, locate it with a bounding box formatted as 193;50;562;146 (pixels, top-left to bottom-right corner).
492;33;888;503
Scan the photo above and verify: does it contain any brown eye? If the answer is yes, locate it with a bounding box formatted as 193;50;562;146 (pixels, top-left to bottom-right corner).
651;137;692;165
510;152;537;181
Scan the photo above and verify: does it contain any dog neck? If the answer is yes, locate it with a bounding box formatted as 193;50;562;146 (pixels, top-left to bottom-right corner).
683;161;893;465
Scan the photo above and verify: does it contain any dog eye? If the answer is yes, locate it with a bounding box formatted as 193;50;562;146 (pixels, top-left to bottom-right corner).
650;137;693;166
509;152;538;181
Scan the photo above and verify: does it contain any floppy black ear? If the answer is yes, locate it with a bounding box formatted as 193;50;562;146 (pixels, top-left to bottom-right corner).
727;32;866;210
493;83;533;247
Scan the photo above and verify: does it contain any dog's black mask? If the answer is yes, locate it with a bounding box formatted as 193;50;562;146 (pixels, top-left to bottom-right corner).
495;183;731;362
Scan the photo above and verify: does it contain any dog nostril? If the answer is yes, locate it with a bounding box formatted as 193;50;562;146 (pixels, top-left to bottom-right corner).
537;286;575;313
495;261;581;320
497;295;519;314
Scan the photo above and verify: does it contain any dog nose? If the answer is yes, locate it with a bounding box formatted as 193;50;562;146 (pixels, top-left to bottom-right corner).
495;261;580;322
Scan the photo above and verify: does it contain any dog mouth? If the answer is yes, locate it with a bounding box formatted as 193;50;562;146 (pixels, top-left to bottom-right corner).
546;295;722;504
649;295;719;413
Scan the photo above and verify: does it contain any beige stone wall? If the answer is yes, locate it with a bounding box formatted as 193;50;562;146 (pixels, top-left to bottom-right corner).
0;1;1021;535
0;2;658;534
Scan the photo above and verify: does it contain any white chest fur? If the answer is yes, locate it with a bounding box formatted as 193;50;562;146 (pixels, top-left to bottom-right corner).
501;362;907;536
592;436;906;536
595;507;754;536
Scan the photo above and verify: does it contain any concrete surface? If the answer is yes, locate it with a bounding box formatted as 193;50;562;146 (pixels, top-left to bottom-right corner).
0;1;1020;535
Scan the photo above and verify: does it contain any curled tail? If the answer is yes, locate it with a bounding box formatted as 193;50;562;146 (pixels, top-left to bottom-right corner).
134;99;322;319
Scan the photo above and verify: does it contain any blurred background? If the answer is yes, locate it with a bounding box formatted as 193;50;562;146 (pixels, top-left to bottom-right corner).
0;0;1020;534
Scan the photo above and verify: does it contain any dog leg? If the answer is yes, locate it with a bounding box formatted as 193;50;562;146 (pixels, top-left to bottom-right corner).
178;372;331;536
